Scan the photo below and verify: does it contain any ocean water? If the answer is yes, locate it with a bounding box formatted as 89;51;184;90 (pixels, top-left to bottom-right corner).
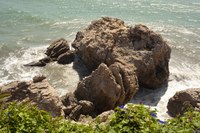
0;0;200;119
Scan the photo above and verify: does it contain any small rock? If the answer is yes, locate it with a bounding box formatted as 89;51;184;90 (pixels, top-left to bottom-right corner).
61;92;78;107
57;51;75;64
39;56;52;63
167;88;200;117
97;110;114;123
69;105;82;120
79;100;94;115
45;38;70;59
24;61;46;67
33;75;46;83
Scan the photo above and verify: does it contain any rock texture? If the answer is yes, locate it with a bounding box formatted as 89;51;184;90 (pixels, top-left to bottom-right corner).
61;92;94;120
0;76;65;117
74;63;138;113
25;38;75;67
167;88;200;117
72;17;171;89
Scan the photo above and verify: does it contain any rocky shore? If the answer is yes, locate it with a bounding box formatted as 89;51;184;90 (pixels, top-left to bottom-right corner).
0;17;199;121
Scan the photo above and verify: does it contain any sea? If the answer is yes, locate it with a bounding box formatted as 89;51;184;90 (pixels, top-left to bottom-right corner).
0;0;200;120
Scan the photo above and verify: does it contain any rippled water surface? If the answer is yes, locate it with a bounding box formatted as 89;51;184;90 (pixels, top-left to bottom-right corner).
0;0;200;119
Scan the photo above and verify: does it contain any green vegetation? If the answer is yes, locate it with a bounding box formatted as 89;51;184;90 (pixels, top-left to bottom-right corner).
0;93;199;133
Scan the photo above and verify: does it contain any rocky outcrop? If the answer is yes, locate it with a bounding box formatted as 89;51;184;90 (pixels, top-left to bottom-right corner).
74;63;138;114
72;17;171;89
22;17;171;119
167;88;200;117
0;76;65;117
25;38;75;67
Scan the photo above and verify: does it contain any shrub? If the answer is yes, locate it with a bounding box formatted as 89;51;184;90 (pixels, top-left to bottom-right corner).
95;104;162;133
0;102;93;133
0;101;199;133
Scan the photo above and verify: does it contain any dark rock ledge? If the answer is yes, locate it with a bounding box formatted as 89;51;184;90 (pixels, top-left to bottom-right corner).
1;17;173;121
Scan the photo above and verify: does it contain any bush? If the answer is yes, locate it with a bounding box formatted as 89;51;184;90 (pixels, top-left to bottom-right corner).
95;104;162;133
0;102;93;133
0;101;199;133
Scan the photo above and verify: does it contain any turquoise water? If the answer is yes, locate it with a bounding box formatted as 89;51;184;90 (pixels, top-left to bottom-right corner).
0;0;200;119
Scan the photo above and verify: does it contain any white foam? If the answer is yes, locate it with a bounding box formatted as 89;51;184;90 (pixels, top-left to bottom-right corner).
130;59;200;120
0;46;47;85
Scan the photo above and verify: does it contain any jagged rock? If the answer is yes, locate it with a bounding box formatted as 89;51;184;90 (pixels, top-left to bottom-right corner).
61;92;78;107
61;92;94;118
24;38;75;67
0;77;65;117
57;50;75;64
33;75;46;83
96;110;114;123
24;61;46;67
69;105;82;120
79;100;94;115
72;17;171;89
63;104;77;115
39;56;52;63
24;57;52;67
74;63;138;114
167;88;200;117
45;38;70;59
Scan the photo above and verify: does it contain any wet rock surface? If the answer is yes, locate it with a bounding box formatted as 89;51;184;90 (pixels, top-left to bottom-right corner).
167;88;200;117
24;38;75;67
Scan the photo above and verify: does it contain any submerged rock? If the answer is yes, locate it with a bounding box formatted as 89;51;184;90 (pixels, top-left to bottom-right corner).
72;17;171;89
167;88;200;117
0;76;65;117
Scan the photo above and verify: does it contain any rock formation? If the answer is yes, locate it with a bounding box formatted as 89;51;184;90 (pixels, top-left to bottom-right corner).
20;17;171;119
0;76;65;117
74;63;138;113
167;88;200;117
61;92;94;120
25;38;75;66
72;17;171;89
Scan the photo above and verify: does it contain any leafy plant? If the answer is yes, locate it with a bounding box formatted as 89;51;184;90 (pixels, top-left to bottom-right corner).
0;98;199;133
95;104;162;133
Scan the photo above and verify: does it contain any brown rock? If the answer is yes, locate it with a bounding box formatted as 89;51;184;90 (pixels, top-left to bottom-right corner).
74;63;138;114
167;88;200;117
33;75;46;83
24;61;46;67
96;110;114;123
79;100;94;115
63;104;77;115
39;56;52;63
45;38;70;59
0;78;65;117
69;105;82;120
61;92;78;107
72;17;171;89
57;50;75;64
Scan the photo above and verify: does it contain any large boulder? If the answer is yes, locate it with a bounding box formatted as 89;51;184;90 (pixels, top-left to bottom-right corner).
0;76;65;117
74;63;138;114
167;88;200;117
72;17;171;89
